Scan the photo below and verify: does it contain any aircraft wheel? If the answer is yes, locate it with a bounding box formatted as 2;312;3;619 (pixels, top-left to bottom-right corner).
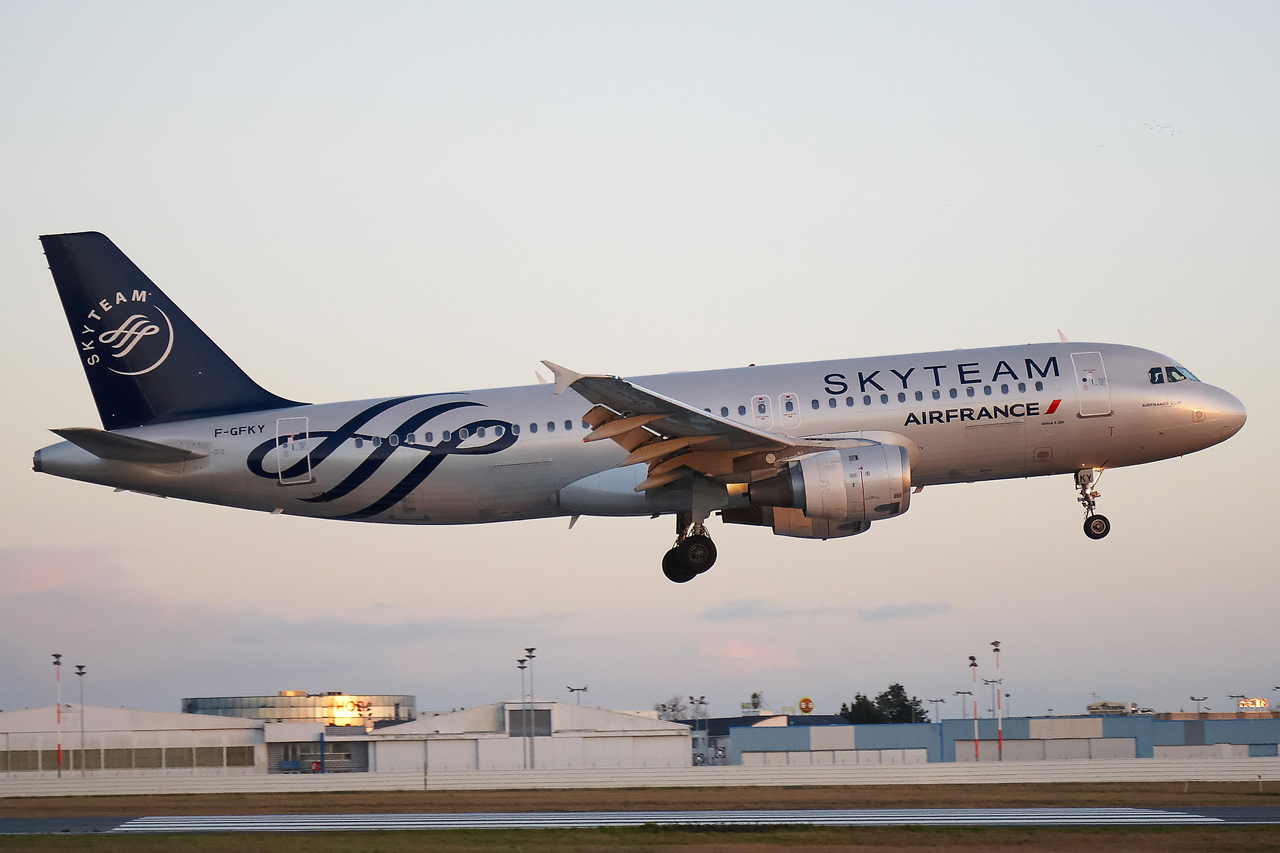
1084;514;1111;540
662;549;696;583
679;534;717;574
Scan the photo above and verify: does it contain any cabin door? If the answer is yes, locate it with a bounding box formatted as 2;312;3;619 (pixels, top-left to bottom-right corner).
276;417;312;485
1070;352;1112;417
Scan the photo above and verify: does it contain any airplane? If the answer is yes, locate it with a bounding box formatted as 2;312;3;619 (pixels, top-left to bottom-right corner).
33;232;1247;583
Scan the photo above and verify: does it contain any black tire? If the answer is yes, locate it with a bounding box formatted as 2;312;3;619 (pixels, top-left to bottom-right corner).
662;548;696;583
679;534;718;574
1084;514;1111;540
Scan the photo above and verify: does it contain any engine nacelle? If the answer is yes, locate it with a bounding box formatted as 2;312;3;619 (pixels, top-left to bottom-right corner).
749;445;911;523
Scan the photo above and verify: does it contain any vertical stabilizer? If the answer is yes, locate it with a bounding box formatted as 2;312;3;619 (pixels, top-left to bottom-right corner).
41;232;303;429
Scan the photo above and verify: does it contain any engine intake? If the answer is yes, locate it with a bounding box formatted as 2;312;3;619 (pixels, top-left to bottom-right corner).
748;445;911;523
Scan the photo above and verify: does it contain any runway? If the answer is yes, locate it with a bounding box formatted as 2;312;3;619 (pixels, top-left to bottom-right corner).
4;807;1278;834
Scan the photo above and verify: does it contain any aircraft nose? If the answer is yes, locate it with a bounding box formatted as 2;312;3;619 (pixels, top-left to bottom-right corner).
1214;388;1247;437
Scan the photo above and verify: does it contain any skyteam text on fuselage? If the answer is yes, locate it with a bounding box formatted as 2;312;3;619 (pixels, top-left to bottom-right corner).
33;233;1247;582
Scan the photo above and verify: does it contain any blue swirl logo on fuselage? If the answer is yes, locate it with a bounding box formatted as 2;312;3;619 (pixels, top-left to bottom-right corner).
246;396;517;520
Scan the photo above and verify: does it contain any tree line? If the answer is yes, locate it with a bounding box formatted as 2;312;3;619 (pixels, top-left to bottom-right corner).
838;684;929;724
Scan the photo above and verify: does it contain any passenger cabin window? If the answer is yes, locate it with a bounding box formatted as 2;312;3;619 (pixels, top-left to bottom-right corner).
949;388;958;399
738;405;747;416
406;433;415;444
983;386;992;396
440;432;449;442
845;397;854;406
547;422;555;432
425;432;433;442
511;425;519;435
828;398;837;408
880;394;889;404
354;438;363;449
721;407;729;417
373;436;383;447
1018;382;1026;393
1000;384;1008;394
582;420;589;429
863;395;872;405
565;420;573;430
966;387;975;397
528;423;537;433
1035;381;1044;391
810;399;819;410
915;391;923;401
495;426;504;437
477;427;486;438
459;428;469;440
897;393;906;403
785;400;795;412
932;390;940;400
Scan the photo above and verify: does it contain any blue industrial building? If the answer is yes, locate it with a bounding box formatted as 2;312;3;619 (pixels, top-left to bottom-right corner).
716;714;1280;765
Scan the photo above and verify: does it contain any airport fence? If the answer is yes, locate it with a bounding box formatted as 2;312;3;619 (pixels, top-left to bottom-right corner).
2;757;1280;797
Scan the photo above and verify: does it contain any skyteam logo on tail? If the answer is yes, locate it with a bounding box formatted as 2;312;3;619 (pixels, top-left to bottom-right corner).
78;290;175;376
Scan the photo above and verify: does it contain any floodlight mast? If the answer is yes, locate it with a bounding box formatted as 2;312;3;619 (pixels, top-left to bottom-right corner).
525;648;536;770
968;656;979;761
991;641;1002;762
75;665;86;778
52;654;62;779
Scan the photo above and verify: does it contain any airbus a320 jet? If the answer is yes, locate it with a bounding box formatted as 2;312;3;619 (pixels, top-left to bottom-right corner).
33;233;1247;582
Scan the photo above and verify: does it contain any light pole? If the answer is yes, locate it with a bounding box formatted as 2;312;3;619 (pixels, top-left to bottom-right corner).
567;686;588;704
524;647;537;770
52;654;62;778
991;641;1003;762
929;698;946;721
968;656;979;760
1005;693;1012;719
1191;696;1207;715
1228;694;1245;713
75;665;86;778
954;691;971;719
689;696;707;762
517;658;528;770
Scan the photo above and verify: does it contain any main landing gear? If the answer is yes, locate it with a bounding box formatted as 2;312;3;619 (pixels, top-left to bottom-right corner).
1076;469;1111;540
662;515;718;583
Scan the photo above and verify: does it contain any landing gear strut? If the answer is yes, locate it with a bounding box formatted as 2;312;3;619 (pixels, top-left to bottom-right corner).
1076;469;1110;540
662;515;718;583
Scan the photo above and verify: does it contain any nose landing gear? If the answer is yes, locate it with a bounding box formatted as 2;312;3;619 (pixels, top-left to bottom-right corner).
1076;469;1110;540
662;516;718;583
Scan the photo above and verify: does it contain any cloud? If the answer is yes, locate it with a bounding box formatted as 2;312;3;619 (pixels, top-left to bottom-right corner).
856;601;950;622
0;547;561;712
697;638;802;673
699;599;832;621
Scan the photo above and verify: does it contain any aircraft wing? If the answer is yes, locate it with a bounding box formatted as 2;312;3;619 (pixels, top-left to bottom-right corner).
543;361;799;491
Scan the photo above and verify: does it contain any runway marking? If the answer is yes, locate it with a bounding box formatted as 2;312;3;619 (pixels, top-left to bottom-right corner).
111;807;1228;833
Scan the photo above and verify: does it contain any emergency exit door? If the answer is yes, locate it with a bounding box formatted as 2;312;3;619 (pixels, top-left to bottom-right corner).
1070;352;1111;417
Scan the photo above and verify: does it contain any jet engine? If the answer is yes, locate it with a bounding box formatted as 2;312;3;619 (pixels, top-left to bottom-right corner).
748;445;912;524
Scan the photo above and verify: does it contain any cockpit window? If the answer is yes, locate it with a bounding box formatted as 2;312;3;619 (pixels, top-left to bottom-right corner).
1151;365;1199;384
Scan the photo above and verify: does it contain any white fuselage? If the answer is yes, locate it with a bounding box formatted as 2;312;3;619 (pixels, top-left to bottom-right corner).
35;342;1245;526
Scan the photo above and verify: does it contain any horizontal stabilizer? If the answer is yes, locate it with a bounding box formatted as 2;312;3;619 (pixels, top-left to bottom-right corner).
51;428;207;464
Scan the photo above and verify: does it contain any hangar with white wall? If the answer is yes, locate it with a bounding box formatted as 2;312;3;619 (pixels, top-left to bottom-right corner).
0;706;264;778
364;701;691;772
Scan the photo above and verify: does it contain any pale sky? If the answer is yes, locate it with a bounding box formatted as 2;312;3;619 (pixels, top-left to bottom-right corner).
1;1;1277;720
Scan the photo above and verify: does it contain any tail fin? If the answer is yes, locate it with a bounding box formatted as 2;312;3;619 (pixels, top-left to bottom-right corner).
41;232;304;430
